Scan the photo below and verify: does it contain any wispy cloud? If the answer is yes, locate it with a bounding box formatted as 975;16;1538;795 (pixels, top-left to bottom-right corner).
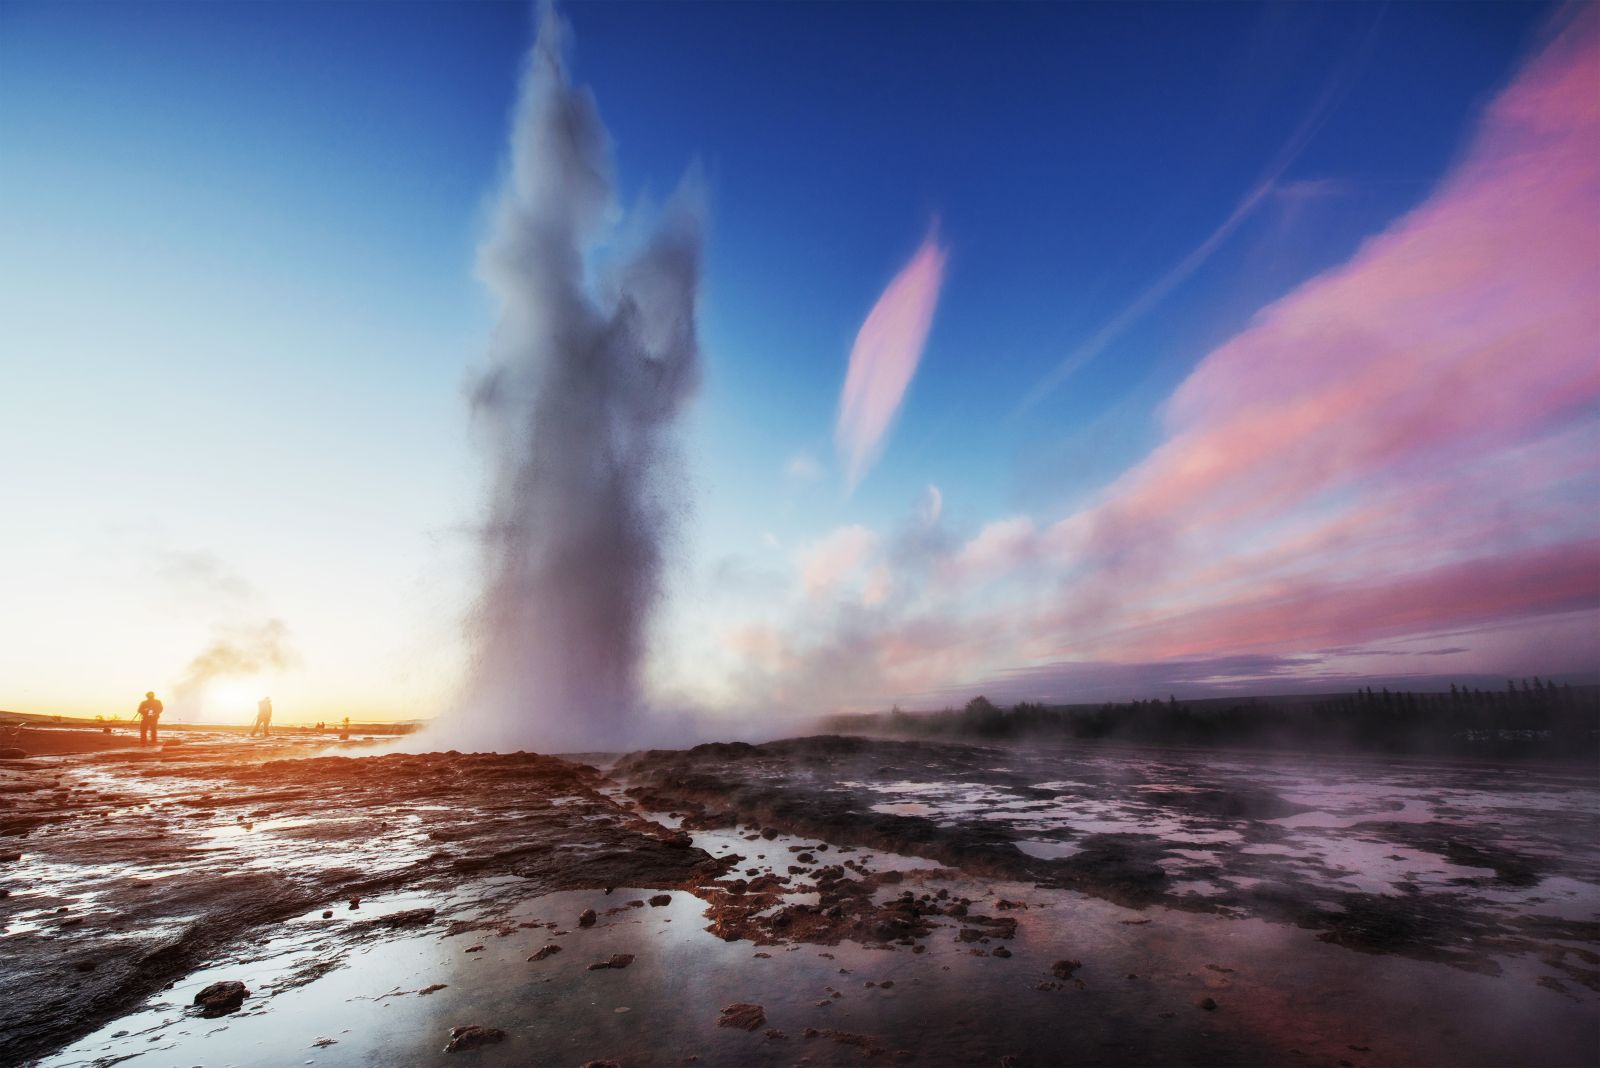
800;524;878;599
785;452;824;481
836;229;947;491
1013;13;1382;418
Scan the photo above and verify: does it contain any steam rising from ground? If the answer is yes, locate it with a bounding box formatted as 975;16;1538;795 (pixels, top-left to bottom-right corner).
426;11;703;753
169;619;294;721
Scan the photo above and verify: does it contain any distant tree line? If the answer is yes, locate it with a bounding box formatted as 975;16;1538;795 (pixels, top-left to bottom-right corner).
824;679;1600;760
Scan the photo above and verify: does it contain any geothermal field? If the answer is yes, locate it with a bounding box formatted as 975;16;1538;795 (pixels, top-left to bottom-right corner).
2;726;1598;1067
5;3;1600;1067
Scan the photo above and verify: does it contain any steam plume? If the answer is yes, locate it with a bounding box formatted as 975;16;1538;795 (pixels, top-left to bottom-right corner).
438;10;703;753
170;619;295;721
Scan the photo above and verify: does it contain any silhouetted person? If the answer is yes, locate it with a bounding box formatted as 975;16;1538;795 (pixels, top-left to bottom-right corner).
250;696;273;738
135;692;163;745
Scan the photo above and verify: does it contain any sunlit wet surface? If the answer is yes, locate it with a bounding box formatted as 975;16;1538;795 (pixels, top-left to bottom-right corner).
821;745;1600;928
8;736;1600;1066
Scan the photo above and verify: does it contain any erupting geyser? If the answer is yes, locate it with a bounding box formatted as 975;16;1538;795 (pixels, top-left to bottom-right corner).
441;10;703;753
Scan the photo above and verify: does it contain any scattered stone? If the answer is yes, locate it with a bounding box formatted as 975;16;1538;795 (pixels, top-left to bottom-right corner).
0;851;21;862
464;944;485;954
581;1061;621;1068
766;1028;788;1040
193;980;249;1017
322;911;333;919
761;828;779;840
578;908;598;927
311;1038;337;1048
529;944;562;962
1050;960;1082;980
718;1002;767;1031
879;980;895;989
419;984;448;995
348;896;361;909
608;953;635;969
649;894;672;906
992;946;1012;958
1197;997;1218;1012
445;1025;505;1052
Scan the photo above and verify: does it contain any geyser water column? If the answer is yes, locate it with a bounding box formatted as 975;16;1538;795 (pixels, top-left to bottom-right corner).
449;10;703;754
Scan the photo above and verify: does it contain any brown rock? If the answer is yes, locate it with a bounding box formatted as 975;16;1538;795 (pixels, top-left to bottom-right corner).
1197;996;1218;1011
445;1025;505;1052
528;944;562;961
1050;959;1082;980
193;980;249;1017
368;907;434;929
578;908;598;927
649;894;672;906
718;1002;767;1031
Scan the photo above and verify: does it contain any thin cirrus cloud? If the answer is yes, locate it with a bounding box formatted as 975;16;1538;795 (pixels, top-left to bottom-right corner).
714;10;1600;712
835;229;948;491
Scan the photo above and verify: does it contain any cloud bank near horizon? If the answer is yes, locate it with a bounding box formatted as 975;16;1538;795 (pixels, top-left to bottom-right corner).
695;10;1600;714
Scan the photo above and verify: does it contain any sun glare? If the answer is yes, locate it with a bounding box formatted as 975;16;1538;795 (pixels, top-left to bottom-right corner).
199;679;263;724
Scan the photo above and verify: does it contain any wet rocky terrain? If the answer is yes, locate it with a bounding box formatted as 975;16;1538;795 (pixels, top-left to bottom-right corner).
2;732;1597;1067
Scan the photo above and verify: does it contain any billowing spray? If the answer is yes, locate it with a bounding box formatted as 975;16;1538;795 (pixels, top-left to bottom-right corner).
436;10;703;753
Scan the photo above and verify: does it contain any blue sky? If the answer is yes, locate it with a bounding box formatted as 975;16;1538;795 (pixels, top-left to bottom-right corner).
3;1;1590;722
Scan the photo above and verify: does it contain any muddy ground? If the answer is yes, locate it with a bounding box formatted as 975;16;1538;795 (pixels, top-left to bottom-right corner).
3;731;1597;1067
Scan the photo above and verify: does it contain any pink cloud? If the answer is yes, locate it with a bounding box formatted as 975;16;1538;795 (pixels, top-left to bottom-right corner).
836;230;948;490
799;525;878;599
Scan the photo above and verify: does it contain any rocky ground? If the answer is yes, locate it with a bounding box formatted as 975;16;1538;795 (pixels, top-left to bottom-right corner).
3;731;1597;1067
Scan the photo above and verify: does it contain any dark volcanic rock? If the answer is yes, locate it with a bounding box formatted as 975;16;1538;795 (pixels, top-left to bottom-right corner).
444;1024;505;1052
369;907;435;929
649;893;672;906
193;980;248;1016
718;1002;767;1030
578;908;598;927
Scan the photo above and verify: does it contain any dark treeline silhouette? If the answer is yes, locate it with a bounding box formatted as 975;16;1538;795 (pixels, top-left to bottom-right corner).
823;679;1600;761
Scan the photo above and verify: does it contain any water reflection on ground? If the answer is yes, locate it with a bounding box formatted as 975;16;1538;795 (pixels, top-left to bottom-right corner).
11;737;1600;1066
